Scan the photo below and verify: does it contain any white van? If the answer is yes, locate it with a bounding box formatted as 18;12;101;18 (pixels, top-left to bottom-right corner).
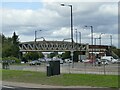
101;56;118;63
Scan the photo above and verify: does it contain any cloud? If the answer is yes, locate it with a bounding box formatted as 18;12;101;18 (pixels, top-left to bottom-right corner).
99;4;118;16
2;2;118;47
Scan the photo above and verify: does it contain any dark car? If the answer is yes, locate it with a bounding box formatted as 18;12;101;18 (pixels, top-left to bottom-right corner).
29;60;41;65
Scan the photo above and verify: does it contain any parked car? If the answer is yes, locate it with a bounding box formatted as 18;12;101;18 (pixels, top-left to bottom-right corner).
29;60;41;65
95;59;109;65
111;59;119;64
60;59;64;64
64;59;72;63
82;59;91;63
101;59;109;65
82;59;95;63
38;58;46;62
94;59;101;66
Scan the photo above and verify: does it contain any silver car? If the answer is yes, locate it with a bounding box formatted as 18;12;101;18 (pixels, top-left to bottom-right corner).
29;60;41;65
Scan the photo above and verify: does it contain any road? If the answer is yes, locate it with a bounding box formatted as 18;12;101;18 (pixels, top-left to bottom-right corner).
2;85;119;90
9;62;119;75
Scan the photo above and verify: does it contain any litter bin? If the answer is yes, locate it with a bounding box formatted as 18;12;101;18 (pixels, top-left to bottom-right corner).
47;64;52;76
46;60;60;76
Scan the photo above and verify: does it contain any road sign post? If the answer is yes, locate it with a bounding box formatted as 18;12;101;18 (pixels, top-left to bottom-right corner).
71;50;74;68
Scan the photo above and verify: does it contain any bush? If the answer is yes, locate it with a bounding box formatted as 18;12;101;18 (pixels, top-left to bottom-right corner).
2;57;21;64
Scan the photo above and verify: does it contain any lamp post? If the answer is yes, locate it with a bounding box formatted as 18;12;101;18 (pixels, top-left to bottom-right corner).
85;25;94;65
61;3;74;68
94;38;96;45
85;26;93;45
99;33;105;75
94;37;100;45
94;38;100;61
79;32;81;44
40;37;45;41
79;31;81;62
75;29;78;43
99;33;104;47
110;35;112;47
35;30;42;42
99;33;104;57
61;4;73;45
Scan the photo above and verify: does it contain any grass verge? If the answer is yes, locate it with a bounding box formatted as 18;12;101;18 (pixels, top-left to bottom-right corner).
2;69;119;88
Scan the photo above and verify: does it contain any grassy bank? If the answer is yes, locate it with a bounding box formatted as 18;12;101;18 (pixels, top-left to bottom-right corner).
2;69;119;88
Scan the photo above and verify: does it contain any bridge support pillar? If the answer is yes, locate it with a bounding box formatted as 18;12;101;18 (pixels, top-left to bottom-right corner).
86;44;89;59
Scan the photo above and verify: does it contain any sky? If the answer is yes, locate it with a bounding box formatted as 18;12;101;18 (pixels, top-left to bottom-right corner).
1;0;119;48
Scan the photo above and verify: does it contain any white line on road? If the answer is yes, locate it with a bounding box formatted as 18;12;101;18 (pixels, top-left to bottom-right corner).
3;85;15;89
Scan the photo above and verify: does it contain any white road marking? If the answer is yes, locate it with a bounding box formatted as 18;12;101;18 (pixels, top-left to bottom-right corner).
3;85;15;89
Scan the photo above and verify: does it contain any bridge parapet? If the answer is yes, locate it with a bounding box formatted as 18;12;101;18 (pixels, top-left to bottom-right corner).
19;41;89;52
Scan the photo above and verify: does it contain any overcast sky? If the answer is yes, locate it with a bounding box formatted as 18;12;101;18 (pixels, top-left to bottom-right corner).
1;0;119;47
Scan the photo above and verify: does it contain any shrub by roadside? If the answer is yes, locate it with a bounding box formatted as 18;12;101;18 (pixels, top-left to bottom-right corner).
1;57;21;64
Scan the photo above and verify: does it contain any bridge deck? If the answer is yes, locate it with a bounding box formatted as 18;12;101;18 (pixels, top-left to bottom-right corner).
19;41;88;52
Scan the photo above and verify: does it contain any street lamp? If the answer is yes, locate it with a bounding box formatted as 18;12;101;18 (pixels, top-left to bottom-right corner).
35;30;42;42
75;29;78;43
85;26;93;45
99;33;104;47
94;38;100;45
40;37;45;41
85;25;94;65
79;32;81;44
61;3;74;68
61;3;74;46
79;31;81;62
110;35;112;47
99;33;104;56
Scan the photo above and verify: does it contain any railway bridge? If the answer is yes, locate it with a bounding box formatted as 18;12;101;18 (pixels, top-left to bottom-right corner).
19;41;89;52
19;40;111;61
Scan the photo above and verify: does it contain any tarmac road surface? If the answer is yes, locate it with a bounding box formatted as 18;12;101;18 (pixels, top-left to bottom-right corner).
2;81;119;90
9;62;119;75
2;85;119;90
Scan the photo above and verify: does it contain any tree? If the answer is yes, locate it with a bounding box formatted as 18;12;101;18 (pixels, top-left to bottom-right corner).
39;52;44;58
12;32;19;45
112;48;120;58
23;52;43;60
2;43;13;57
2;32;20;58
48;52;58;58
2;34;13;57
1;34;6;44
62;51;71;60
0;34;2;57
11;32;19;58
